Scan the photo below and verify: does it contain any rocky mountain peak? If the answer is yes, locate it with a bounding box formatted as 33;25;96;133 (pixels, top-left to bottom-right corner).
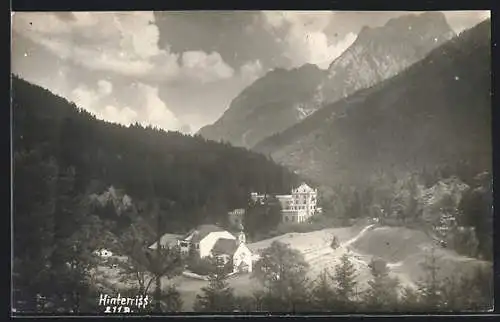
198;12;458;149
321;12;455;103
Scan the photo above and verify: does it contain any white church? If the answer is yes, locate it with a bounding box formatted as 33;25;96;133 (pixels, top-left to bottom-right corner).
150;224;253;273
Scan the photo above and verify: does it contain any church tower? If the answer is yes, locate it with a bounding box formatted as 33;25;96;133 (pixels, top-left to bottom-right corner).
236;223;246;244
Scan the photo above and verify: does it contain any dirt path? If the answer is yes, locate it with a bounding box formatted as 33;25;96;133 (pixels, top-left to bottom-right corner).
342;224;375;248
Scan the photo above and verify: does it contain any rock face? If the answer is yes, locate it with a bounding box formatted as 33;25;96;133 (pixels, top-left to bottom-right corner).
197;64;326;148
198;12;455;149
318;11;456;104
253;20;491;188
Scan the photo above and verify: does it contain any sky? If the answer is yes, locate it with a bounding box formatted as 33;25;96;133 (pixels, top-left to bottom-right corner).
11;10;490;133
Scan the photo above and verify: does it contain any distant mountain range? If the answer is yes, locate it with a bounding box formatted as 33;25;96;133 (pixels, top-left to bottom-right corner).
198;12;456;149
253;19;491;188
198;64;326;148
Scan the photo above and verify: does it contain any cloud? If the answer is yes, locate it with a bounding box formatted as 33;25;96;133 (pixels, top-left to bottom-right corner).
262;11;332;32
181;51;234;83
442;10;491;34
102;105;138;126
70;79;182;131
71;85;97;109
239;59;264;84
70;82;138;126
97;80;113;95
261;11;356;69
12;12;234;84
284;29;357;69
136;83;182;131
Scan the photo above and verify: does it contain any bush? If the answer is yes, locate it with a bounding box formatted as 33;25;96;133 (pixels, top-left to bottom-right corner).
188;256;233;276
330;236;339;250
188;257;217;276
446;226;479;257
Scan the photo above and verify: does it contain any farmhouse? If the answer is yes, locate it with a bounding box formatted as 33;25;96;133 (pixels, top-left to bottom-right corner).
250;192;272;204
149;233;182;250
149;224;253;274
94;248;113;258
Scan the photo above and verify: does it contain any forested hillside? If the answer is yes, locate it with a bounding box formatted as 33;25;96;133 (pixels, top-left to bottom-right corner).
254;20;491;190
13;75;299;233
12;75;301;312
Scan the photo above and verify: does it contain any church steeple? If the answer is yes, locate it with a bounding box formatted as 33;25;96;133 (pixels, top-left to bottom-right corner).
237;223;246;244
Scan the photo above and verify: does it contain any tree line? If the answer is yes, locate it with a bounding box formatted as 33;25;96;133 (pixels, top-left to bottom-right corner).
192;241;493;313
317;169;492;261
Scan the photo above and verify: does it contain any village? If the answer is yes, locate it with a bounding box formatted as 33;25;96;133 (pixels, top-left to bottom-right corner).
94;182;322;278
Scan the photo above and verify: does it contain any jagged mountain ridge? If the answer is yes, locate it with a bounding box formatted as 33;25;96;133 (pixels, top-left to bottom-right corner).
253;20;491;188
318;11;456;104
198;12;455;149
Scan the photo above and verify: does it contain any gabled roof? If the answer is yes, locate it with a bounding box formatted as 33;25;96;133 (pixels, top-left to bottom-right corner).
211;238;239;255
149;233;182;249
181;224;227;243
293;182;315;193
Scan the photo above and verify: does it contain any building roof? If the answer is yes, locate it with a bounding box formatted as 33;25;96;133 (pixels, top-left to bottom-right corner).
228;208;245;215
211;238;239;255
293;182;315;193
181;224;227;243
149;233;182;249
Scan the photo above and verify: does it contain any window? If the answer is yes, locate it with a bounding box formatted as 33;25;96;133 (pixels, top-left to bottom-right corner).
216;256;224;266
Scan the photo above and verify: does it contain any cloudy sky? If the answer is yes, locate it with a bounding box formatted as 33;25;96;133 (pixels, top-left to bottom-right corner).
11;10;490;133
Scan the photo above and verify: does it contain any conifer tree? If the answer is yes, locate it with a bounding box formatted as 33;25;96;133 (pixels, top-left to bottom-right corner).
310;269;336;311
193;267;236;312
417;247;442;311
362;258;399;311
399;286;421;311
332;253;358;310
161;285;184;312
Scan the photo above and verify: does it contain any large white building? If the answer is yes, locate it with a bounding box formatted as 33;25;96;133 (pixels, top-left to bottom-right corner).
276;182;320;223
249;182;321;224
